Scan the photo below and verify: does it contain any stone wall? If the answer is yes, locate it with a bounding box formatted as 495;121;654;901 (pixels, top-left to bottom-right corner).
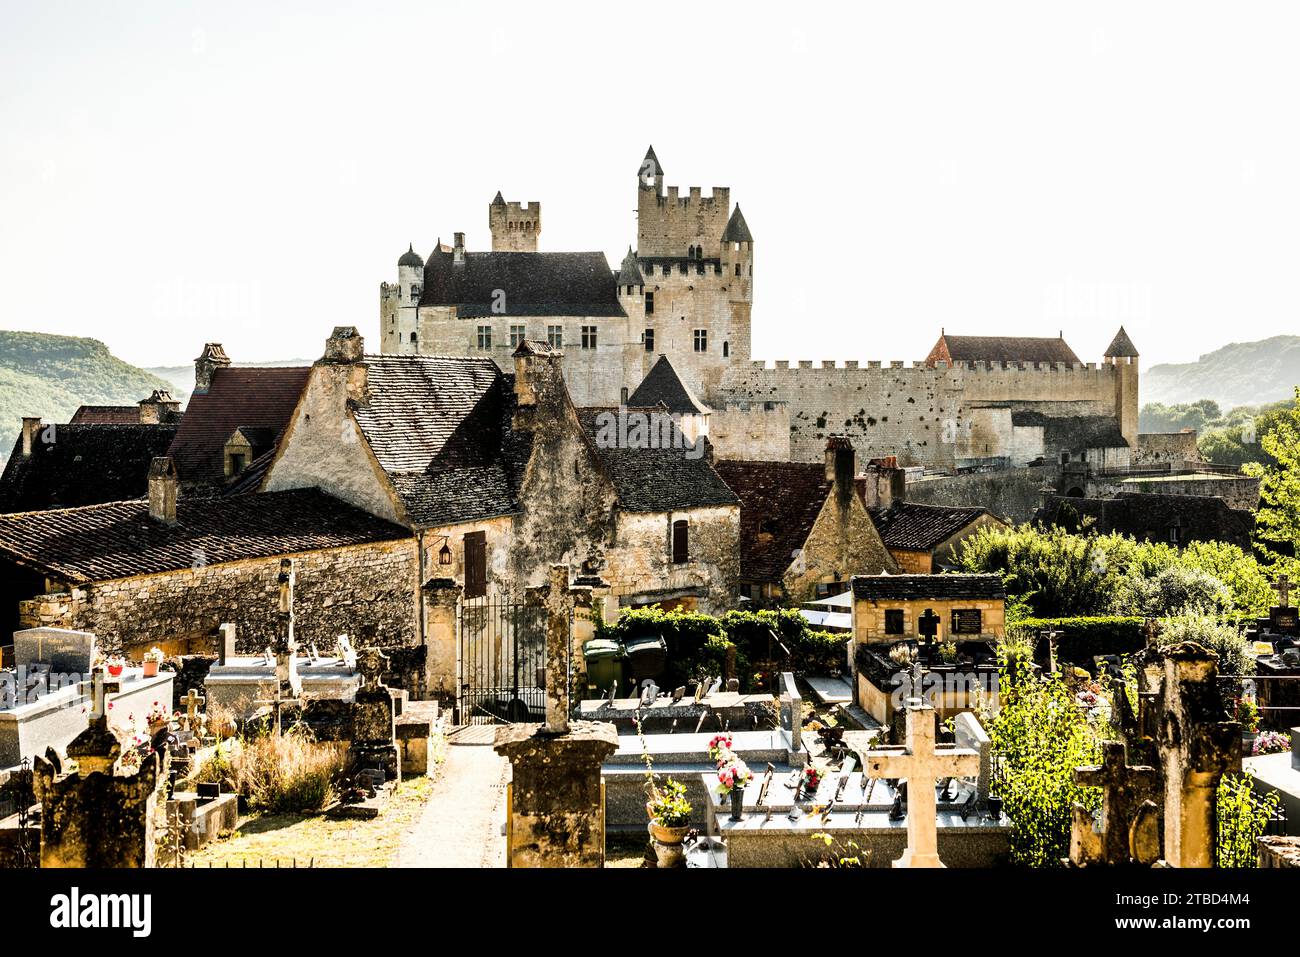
905;465;1055;524
852;596;1006;645
604;505;739;615
21;540;419;664
782;488;897;602
1136;431;1201;466
709;402;790;461
1086;475;1261;512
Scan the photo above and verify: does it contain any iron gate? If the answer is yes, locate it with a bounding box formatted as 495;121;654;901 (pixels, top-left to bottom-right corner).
458;596;565;725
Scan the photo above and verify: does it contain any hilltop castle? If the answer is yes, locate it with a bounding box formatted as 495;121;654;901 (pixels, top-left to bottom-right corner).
381;147;1139;472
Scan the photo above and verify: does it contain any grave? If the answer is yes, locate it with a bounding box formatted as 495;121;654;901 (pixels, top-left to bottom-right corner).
1068;740;1160;866
345;647;401;783
395;700;442;777
1242;726;1300;835
164;781;239;852
0;628;174;769
700;701;1007;868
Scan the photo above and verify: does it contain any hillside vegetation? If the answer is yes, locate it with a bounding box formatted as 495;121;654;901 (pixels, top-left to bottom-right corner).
1144;335;1300;408
0;331;177;458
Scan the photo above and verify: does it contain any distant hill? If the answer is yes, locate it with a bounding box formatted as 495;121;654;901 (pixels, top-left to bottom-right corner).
1144;336;1300;408
145;358;312;397
0;331;179;459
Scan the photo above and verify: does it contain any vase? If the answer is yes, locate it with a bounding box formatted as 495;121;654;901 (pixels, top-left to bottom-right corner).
142;661;159;678
107;664;124;678
650;821;688;845
729;787;745;821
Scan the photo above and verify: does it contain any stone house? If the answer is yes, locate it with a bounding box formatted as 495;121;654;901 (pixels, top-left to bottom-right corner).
867;501;1006;573
713;439;898;605
849;573;1006;646
0;394;182;513
0;460;417;677
165;343;310;492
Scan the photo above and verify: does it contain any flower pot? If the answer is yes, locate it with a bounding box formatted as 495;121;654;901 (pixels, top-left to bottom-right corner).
650;821;688;845
729;787;745;821
987;796;1004;821
1242;731;1258;756
107;664;124;678
142;661;159;678
652;838;686;868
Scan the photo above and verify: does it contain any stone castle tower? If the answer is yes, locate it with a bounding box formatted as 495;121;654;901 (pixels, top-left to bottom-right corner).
489;192;540;252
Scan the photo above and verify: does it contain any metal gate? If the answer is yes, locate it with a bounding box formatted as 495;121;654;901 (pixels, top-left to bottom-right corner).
458;596;560;725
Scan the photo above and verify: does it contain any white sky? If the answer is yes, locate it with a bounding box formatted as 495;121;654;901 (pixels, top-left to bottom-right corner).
1;1;1298;369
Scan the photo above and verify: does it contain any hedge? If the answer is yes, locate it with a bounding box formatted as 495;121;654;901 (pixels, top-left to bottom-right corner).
1012;616;1146;666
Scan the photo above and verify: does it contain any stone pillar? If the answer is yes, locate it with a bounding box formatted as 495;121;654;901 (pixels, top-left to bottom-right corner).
1153;642;1240;868
494;721;618;868
542;564;571;734
34;683;160;868
421;578;461;701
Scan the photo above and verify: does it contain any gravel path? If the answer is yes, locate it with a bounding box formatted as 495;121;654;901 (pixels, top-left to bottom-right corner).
395;726;509;868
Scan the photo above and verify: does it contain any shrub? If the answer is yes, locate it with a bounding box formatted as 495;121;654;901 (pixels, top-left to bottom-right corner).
1012;616;1145;666
1158;609;1254;677
1111;566;1232;618
223;726;348;813
1217;773;1279;868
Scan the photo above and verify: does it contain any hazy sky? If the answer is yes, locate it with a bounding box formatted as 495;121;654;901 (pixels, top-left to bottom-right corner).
2;2;1298;369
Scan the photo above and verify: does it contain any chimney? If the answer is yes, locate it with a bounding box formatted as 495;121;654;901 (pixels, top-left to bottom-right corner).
20;417;42;458
148;456;179;525
824;436;855;503
194;343;231;395
321;326;368;402
512;339;565;427
138;389;181;424
453;232;466;264
859;455;905;508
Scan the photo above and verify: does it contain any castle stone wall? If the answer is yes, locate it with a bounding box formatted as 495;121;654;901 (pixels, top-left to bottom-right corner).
905;465;1056;524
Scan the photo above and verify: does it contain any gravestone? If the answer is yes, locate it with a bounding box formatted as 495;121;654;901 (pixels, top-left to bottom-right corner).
179;689;205;736
35;673;160;868
347;647;400;782
862;697;979;867
494;564;618;868
1270;574;1298;636
952;711;991;803
218;623;237;665
779;672;802;752
1069;740;1160;866
13;628;95;676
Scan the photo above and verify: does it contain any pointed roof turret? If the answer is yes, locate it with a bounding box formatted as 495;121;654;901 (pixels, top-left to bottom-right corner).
491;190;506;206
616;246;644;286
1104;326;1139;358
398;243;424;269
639;145;664;180
628;355;709;415
722;204;753;243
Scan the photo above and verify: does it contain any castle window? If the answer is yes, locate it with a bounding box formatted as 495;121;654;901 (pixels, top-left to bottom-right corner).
410;332;417;343
735;264;741;276
671;519;689;564
645;291;654;315
409;284;421;302
723;341;729;358
463;531;487;599
477;325;492;349
693;329;708;352
688;245;695;258
644;328;655;352
581;325;597;349
547;324;563;349
509;324;525;348
679;263;688;275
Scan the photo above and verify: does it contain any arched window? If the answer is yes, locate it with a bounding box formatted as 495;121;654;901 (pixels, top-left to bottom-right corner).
735;264;741;276
723;341;729;357
688;245;695;258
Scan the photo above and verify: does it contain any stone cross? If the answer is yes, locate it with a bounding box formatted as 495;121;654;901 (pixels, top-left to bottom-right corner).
543;564;572;735
863;697;979;867
1273;574;1293;608
1070;740;1159;866
357;647;389;692
1041;626;1063;674
180;689;205;733
276;558;297;655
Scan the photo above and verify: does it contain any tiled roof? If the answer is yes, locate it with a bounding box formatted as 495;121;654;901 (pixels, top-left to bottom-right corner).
852;573;1006;602
627;355;709;414
577;408;739;514
166;366;310;485
1034;493;1254;550
722;205;753;243
0;488;411;584
352;354;528;527
1010;410;1129;451
69;406;139;425
713;460;830;582
0;425;179;513
930;334;1081;367
419;249;626;318
868;501;992;551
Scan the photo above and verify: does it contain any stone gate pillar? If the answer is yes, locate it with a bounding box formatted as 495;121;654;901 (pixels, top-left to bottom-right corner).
422;578;461;702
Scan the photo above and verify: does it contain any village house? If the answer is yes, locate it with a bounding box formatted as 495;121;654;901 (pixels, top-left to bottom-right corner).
714;438;897;605
0;392;182;513
0;457;419;682
868;501;1006;573
165;343;310;494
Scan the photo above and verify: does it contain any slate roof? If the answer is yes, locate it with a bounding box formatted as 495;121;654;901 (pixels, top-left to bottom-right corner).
167;365;311;485
616;247;644;286
1010;410;1129;451
930;334;1082;367
722;205;753;243
640;145;664;178
0;425;180;513
868;502;993;551
576;408;739;514
69;406;140;425
852;573;1006;602
1034;493;1254;550
1104;326;1140;357
627;355;709;414
398;243;424;269
419;249;626;317
713;460;831;582
0;488;412;584
351;354;530;527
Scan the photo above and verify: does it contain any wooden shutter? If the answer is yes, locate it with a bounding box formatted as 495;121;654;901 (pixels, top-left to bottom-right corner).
671;520;688;565
464;531;487;598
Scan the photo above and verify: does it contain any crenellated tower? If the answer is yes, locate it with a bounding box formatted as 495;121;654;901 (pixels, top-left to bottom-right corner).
381;244;424;354
1104;326;1140;447
489;192;541;252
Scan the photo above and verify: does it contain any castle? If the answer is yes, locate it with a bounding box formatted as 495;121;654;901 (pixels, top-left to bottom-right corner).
381;147;1139;472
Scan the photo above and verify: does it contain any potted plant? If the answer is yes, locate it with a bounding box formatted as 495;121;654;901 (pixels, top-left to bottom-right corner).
145;701;173;735
105;655;125;678
716;756;753;821
142;647;164;678
1235;697;1260;753
801;764;823;796
647;778;692;866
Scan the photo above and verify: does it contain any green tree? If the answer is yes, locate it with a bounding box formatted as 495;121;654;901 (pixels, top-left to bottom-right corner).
1243;387;1300;565
1217;774;1279;868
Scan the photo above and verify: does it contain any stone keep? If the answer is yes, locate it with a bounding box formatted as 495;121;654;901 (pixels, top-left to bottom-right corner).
494;564;618;868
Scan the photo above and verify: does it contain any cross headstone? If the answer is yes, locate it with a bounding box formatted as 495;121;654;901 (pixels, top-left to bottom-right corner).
356;647;390;692
863;697;980;868
180;689;205;733
1274;574;1293;609
1070;740;1159;866
1042;626;1063;674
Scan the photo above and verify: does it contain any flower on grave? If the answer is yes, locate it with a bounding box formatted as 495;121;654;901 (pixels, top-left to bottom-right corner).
707;733;733;761
715;755;753;795
802;765;822;790
1253;731;1292;756
143;647;165;664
